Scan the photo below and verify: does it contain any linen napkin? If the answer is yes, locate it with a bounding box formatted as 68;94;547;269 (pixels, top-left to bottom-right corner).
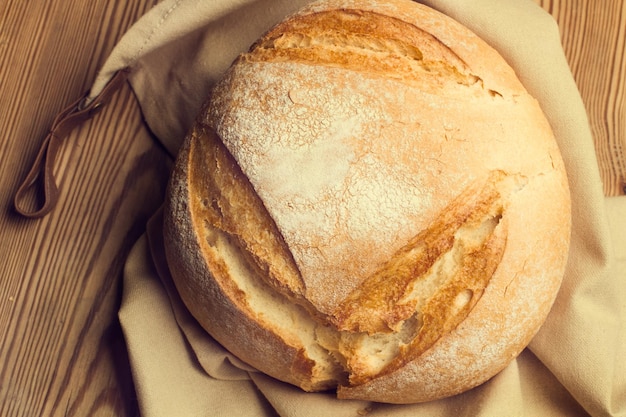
108;0;626;415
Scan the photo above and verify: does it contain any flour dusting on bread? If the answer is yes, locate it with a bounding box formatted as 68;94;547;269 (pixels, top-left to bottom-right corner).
163;0;571;404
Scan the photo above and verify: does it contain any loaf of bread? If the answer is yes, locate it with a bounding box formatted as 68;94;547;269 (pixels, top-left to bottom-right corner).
163;0;571;403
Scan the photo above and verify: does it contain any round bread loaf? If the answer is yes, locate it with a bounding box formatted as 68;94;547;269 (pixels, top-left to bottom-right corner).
163;0;571;404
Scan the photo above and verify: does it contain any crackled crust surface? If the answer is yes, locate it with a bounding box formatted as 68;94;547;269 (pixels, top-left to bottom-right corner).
164;0;571;404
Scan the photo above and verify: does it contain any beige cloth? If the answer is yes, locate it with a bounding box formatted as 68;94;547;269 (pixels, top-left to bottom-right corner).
109;0;626;415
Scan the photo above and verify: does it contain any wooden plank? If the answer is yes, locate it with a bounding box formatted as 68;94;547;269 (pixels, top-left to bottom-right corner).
0;1;163;416
535;0;626;196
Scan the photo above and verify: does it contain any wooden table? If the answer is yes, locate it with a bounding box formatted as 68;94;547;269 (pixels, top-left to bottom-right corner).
1;1;624;416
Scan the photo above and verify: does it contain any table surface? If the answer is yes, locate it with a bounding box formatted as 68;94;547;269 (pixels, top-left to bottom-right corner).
1;1;624;416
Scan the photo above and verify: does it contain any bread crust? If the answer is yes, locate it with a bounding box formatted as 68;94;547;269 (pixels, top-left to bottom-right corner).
164;125;343;391
163;0;571;403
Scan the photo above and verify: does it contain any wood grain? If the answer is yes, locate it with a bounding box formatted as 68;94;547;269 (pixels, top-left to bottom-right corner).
535;0;626;196
0;1;163;417
0;1;624;417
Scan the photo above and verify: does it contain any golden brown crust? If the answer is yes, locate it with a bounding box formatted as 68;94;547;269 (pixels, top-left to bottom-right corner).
330;171;512;335
163;0;571;404
164;126;342;391
249;9;472;83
